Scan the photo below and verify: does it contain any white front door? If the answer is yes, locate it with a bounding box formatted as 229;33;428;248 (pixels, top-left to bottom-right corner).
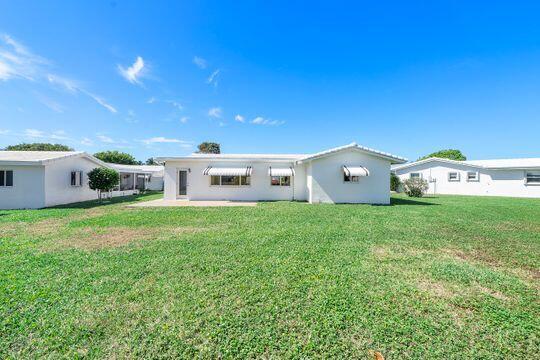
178;170;188;198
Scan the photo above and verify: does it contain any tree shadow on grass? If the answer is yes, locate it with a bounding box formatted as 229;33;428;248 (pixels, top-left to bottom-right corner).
390;197;440;206
49;192;162;210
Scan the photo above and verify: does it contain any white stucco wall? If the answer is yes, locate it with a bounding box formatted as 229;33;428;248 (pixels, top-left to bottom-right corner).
0;165;45;209
44;156;100;207
146;175;164;191
394;161;540;198
164;160;307;201
307;150;392;204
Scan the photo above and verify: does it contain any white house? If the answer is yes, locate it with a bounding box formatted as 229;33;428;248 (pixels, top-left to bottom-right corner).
0;151;111;209
107;163;164;193
156;143;407;204
392;157;540;198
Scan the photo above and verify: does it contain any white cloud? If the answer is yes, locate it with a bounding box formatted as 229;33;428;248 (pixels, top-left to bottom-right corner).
180;116;189;124
208;107;222;118
24;128;45;138
207;69;220;87
141;136;192;146
97;134;114;143
234;114;245;123
219;121;226;127
50;130;69;140
251;116;285;126
0;34;47;81
0;129;10;135
85;92;117;113
147;96;156;104
118;56;145;85
166;100;183;110
193;56;207;69
80;137;93;146
37;94;64;113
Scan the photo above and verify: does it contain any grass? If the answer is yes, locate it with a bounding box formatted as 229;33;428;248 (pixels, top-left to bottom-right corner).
0;193;539;359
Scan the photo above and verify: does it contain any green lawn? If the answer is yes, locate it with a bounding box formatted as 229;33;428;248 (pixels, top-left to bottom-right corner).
1;193;539;359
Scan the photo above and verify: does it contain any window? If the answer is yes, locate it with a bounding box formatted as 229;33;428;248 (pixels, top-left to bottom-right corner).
410;173;421;179
271;176;291;186
526;172;540;185
448;172;460;182
343;174;359;182
0;170;13;187
70;171;83;187
210;175;250;186
467;171;479;182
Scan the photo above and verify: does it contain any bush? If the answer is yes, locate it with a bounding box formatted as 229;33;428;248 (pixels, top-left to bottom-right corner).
403;178;429;197
87;167;120;200
390;173;401;192
94;151;140;165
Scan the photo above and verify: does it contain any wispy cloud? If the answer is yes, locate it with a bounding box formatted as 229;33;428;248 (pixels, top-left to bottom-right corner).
166;100;183;110
37;94;64;113
1;34;117;113
22;128;71;141
234;114;245;123
251;116;285;126
207;69;220;87
147;96;156;104
180;116;189;124
0;129;9;135
141;137;193;148
118;56;146;85
50;130;69;140
208;107;222;118
97;134;115;143
80;137;94;146
24;128;45;138
193;56;207;69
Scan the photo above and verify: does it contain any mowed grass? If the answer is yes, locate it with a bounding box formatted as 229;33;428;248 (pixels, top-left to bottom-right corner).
0;193;539;359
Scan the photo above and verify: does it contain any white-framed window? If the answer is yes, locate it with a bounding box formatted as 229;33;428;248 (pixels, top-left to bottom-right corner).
448;172;460;182
210;175;251;186
467;171;479;182
70;171;83;187
343;174;359;182
410;173;421;179
0;170;13;187
525;171;540;185
271;176;291;186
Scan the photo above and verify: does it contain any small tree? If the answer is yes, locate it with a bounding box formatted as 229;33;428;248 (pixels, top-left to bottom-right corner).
5;143;74;151
94;150;139;165
87;168;119;201
418;149;466;161
403;178;429;197
146;157;157;165
197;142;221;154
390;173;401;192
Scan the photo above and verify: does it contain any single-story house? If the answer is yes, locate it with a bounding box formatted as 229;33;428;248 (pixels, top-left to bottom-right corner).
392;157;540;198
107;163;164;194
156;143;407;204
0;151;111;209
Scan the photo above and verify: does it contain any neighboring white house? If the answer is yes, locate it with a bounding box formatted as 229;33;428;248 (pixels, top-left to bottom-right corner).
0;151;111;209
392;157;540;198
107;163;164;194
156;143;407;204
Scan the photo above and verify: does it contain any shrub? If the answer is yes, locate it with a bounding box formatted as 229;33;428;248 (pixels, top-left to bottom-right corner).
390;173;401;192
403;178;429;197
94;150;140;165
87;168;120;200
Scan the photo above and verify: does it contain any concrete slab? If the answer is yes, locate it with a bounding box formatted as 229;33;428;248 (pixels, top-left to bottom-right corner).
128;199;258;207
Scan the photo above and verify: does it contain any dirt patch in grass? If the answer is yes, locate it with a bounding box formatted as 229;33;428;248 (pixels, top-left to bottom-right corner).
443;248;501;267
371;245;429;260
475;285;510;301
416;279;456;299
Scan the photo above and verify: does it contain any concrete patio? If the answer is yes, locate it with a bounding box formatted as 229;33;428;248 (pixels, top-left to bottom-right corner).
128;199;258;207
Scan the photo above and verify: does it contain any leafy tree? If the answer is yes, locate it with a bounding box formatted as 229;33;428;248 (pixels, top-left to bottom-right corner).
94;150;139;165
418;149;466;161
390;173;401;192
403;178;429;197
146;157;157;165
4;143;74;151
197;142;221;154
87;168;119;200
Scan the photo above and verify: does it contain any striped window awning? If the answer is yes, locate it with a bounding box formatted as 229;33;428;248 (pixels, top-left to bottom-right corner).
343;165;369;177
203;166;252;176
268;167;295;177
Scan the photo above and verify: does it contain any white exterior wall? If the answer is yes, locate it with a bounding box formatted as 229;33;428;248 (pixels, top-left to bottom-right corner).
395;161;540;198
164;160;307;201
146;175;164;191
308;150;391;204
0;165;45;209
44;156;100;207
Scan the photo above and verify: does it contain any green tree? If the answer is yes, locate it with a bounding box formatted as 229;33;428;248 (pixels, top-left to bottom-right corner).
87;168;120;200
197;142;221;154
94;150;139;165
4;143;74;151
390;173;401;192
418;149;466;161
146;157;157;165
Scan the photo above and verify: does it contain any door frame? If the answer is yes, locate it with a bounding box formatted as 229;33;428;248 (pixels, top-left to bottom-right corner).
177;168;189;199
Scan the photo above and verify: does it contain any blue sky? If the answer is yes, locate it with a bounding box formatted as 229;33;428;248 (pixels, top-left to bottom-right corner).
1;1;540;161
